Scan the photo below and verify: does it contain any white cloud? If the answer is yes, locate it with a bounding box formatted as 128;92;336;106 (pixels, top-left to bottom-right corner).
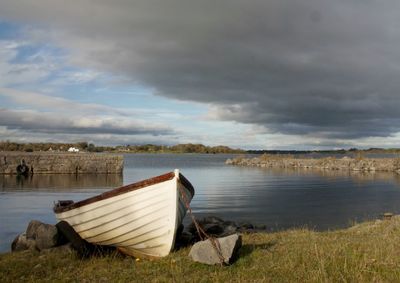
0;87;175;142
0;87;120;114
0;40;51;87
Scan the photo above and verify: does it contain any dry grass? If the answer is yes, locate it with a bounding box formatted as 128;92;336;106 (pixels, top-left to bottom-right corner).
2;217;400;282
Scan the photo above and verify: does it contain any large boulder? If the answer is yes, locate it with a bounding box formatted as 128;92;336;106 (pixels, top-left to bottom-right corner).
11;233;36;252
26;220;60;250
55;221;95;257
189;234;242;265
26;220;42;239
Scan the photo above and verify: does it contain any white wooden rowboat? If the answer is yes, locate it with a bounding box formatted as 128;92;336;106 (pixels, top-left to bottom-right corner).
53;169;194;258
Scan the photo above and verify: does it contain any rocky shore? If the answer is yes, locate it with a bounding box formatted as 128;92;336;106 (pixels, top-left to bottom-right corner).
226;154;400;173
10;216;262;265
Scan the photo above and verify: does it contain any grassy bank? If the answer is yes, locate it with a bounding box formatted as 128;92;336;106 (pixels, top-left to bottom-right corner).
1;217;400;282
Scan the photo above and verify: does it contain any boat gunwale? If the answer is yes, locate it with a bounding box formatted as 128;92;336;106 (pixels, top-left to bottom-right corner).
54;171;195;214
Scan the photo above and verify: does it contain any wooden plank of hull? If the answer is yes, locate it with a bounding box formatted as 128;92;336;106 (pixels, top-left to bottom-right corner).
55;170;193;258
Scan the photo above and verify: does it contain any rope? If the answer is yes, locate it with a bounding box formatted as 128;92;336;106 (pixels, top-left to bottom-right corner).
178;185;226;266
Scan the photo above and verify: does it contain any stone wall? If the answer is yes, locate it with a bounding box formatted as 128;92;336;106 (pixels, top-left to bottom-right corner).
0;152;123;174
226;155;400;173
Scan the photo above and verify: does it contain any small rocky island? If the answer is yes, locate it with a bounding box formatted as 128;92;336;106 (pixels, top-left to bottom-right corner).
226;154;400;173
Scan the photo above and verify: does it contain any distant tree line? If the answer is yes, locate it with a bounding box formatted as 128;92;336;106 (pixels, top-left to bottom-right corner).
2;141;398;154
0;141;244;154
0;141;113;152
116;143;245;154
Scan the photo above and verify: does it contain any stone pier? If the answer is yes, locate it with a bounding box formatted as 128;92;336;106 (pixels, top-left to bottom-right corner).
226;155;400;173
0;152;123;174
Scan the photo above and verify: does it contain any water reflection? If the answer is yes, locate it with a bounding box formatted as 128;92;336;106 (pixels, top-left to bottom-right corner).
188;166;400;231
0;173;122;253
0;174;123;191
256;167;400;184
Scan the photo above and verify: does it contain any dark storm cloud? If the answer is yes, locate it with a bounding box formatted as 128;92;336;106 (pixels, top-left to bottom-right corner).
2;0;400;139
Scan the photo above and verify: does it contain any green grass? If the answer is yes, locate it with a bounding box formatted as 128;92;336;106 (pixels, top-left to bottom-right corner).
2;217;400;282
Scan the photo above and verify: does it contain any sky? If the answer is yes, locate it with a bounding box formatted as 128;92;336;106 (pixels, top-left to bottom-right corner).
1;0;400;150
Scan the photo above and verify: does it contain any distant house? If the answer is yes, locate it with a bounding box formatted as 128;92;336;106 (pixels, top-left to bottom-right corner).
68;147;80;152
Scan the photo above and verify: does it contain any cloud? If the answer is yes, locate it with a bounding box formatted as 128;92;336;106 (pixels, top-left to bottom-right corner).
0;87;125;115
0;125;172;145
0;88;174;139
1;1;400;142
0;108;173;136
0;40;53;87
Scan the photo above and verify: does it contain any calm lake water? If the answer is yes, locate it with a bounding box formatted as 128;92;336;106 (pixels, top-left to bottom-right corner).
1;153;400;253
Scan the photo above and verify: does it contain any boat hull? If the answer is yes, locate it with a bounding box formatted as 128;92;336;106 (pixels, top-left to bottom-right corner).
54;170;194;258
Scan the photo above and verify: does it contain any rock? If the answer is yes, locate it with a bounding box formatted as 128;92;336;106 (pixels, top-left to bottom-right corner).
189;217;239;238
203;223;225;235
222;220;237;226
36;224;60;250
187;216;270;241
11;233;36;252
239;222;254;230
189;234;242;265
175;231;194;249
221;224;238;236
383;212;394;220
254;224;267;230
56;221;95;257
176;223;184;237
41;243;74;254
201;216;225;225
188;216;264;240
189;217;221;237
174;223;191;249
26;220;60;250
26;220;42;239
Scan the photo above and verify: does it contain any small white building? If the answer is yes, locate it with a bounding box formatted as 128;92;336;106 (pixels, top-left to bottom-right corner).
68;147;80;152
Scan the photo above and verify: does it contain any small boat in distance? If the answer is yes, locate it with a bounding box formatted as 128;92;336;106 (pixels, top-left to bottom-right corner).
54;169;194;258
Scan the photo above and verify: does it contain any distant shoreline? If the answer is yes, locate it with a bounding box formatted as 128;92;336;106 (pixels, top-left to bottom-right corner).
0;142;244;154
2;141;400;155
